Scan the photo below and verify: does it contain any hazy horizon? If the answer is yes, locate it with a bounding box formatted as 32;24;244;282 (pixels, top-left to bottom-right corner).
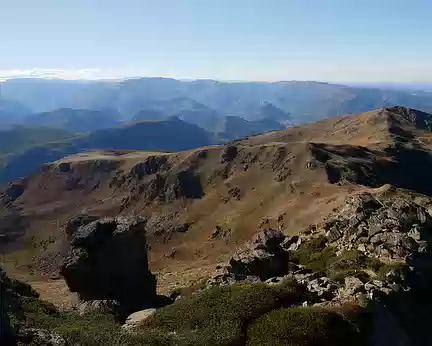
2;1;432;83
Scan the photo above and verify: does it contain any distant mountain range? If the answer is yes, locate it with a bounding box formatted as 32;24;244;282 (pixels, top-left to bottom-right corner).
23;108;122;133
2;77;432;184
3;78;432;124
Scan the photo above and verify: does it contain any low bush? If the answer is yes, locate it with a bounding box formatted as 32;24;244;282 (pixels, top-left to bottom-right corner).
141;282;311;345
246;306;363;346
331;269;371;284
291;239;385;284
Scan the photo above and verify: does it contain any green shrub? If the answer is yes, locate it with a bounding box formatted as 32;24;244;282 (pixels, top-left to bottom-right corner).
246;307;362;346
141;282;310;345
331;269;370;284
291;240;385;284
290;235;337;274
304;247;337;273
328;250;383;279
20;296;58;319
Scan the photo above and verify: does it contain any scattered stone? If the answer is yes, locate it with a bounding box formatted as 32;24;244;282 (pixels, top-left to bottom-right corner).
18;328;66;346
280;235;299;250
343;276;365;295
211;226;232;240
173;223;190;233
122;309;156;330
77;300;120;316
306;277;338;300
264;277;284;285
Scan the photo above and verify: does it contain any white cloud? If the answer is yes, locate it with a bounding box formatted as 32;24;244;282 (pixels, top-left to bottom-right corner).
1;64;432;83
0;68;138;81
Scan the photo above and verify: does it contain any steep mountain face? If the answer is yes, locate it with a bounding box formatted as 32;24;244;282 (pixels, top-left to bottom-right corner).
23;108;122;133
0;118;213;184
4;78;432;124
2;106;432;296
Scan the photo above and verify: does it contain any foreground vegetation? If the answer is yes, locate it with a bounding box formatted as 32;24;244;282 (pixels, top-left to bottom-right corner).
8;277;368;346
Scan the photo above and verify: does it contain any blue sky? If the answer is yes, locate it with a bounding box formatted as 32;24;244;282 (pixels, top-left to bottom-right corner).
1;0;431;82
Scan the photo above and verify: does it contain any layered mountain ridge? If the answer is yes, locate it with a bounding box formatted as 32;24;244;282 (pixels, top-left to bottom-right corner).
2;106;432;291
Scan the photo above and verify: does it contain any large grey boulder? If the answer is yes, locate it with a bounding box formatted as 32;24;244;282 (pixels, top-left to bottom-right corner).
228;229;290;280
122;308;156;330
61;216;156;314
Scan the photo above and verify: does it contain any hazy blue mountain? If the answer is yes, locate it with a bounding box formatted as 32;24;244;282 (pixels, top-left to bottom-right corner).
215;116;285;141
23;108;122;133
131;98;285;138
253;102;292;123
1;78;111;113
0;98;32;128
5;78;432;125
0;117;214;184
0;126;73;155
132;109;166;122
132;98;222;129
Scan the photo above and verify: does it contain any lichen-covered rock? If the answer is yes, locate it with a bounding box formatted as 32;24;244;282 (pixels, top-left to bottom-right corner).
61;217;156;314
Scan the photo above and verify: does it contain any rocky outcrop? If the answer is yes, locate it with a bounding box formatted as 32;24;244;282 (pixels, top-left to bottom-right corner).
64;214;99;237
228;229;290;280
129;156;169;180
221;145;238;163
61;217;156;314
163;170;204;201
320;191;432;289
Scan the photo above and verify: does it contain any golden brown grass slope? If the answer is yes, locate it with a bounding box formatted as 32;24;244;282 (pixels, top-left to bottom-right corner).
2;106;432;300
